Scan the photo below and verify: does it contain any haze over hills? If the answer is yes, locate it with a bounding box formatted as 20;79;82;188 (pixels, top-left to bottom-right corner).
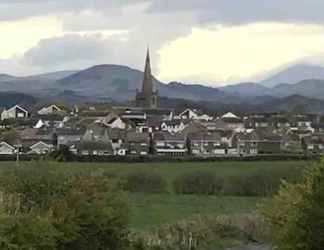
261;64;324;87
219;82;270;97
1;63;324;113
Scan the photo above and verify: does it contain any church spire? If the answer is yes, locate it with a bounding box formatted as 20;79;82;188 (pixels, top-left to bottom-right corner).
135;47;159;109
142;47;153;96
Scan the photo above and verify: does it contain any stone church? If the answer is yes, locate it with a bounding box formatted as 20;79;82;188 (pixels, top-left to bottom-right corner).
135;49;159;109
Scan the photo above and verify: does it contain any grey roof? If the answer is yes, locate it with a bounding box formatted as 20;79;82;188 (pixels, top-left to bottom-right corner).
154;131;186;141
126;131;149;143
188;131;222;141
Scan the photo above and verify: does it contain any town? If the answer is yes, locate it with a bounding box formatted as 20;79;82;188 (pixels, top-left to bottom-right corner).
0;50;322;159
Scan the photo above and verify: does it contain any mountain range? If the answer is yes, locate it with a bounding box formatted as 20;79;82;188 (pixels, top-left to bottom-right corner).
2;63;324;113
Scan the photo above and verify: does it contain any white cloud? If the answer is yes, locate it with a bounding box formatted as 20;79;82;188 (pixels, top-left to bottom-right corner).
158;23;324;85
0;16;62;59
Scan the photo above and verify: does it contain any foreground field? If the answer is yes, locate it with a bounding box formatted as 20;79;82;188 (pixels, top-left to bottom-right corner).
0;160;310;230
129;194;259;230
5;160;308;188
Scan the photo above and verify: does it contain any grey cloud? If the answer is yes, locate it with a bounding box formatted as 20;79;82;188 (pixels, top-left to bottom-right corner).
23;34;113;67
21;33;155;74
147;0;324;26
2;0;324;26
0;0;146;21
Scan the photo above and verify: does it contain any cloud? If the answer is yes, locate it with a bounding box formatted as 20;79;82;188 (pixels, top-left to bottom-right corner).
0;1;146;21
1;0;324;85
21;32;152;74
23;34;112;67
148;0;324;26
157;23;324;85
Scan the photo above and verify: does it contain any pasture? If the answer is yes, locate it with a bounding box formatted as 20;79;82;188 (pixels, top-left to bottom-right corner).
0;160;310;230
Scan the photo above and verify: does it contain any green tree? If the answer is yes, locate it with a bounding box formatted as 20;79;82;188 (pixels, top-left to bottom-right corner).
0;165;129;250
260;160;324;250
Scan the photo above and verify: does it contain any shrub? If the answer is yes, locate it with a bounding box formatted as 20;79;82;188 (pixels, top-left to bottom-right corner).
260;160;324;249
121;172;167;194
0;165;129;250
50;145;75;162
173;171;224;195
128;214;264;250
223;168;302;197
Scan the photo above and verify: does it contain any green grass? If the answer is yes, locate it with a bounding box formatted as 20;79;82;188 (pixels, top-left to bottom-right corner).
128;193;260;230
0;160;311;230
7;160;309;191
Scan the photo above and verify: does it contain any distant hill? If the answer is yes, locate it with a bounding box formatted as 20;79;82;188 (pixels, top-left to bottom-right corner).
261;64;324;87
0;92;37;108
219;82;270;97
56;65;239;102
0;74;17;82
258;95;324;113
3;63;324;107
270;79;324;100
23;70;79;82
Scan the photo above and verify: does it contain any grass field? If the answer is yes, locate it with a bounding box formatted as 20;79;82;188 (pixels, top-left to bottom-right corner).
0;160;311;230
128;194;260;230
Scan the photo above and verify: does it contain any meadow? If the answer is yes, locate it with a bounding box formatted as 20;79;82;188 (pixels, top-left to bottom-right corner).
0;160;310;231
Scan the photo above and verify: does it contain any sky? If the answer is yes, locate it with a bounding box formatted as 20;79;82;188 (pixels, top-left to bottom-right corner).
1;0;324;86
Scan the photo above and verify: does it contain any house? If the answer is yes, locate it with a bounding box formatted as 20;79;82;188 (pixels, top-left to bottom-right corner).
188;131;229;156
177;109;212;121
246;116;271;129
281;133;303;154
274;117;291;129
34;114;65;129
120;110;147;130
108;128;127;156
19;128;54;147
28;141;54;155
237;129;282;155
221;113;244;132
0;142;15;155
38;105;63;115
146;116;164;132
292;115;313;130
125;131;150;155
303;134;324;154
105;117;126;129
72;128;114;156
153;131;187;156
56;128;83;149
181;121;208;136
161;120;188;134
1;105;29;121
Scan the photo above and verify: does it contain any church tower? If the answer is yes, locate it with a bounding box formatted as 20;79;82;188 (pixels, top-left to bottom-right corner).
136;48;159;109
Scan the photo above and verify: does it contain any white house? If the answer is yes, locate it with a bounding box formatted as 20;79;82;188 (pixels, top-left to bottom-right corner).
177;109;212;121
38;105;62;115
221;112;245;132
1;105;29;120
29;141;54;155
161;120;187;133
0;142;15;155
105;117;127;129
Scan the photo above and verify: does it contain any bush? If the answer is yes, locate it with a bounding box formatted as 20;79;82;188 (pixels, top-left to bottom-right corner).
223;168;302;197
260;160;324;249
120;172;167;194
0;165;129;250
173;171;224;195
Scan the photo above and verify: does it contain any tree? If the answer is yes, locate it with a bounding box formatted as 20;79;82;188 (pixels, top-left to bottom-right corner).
260;160;324;250
0;166;129;250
